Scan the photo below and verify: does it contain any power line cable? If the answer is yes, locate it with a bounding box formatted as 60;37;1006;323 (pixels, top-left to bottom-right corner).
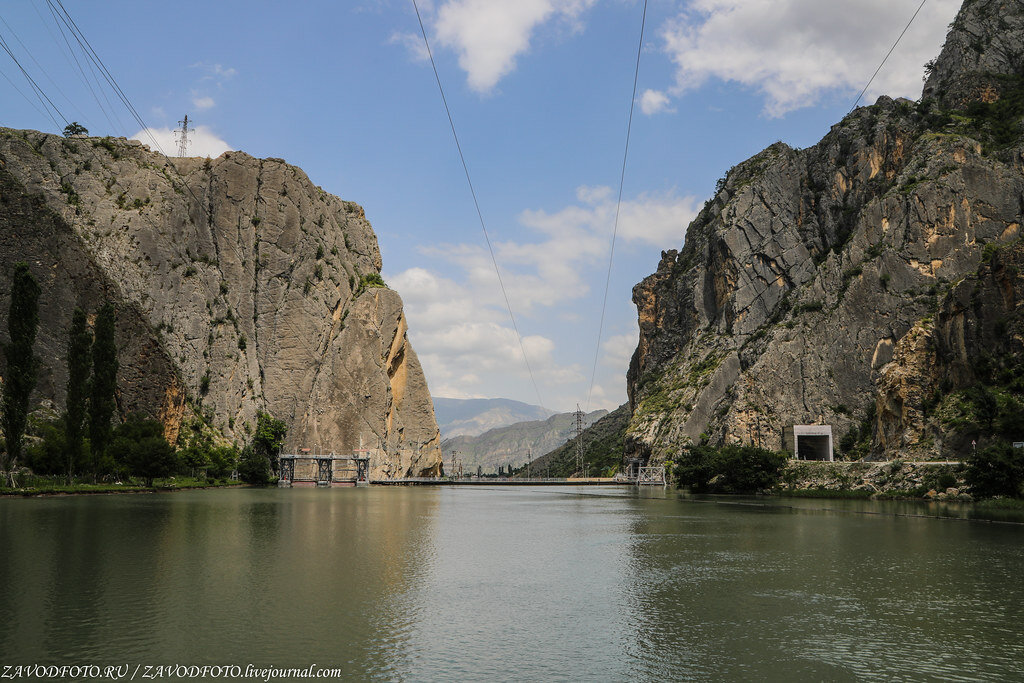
44;0;209;217
0;13;88;124
37;0;124;134
410;0;546;411
585;0;648;411
0;31;66;130
46;0;162;154
2;2;208;240
0;62;52;120
849;0;929;112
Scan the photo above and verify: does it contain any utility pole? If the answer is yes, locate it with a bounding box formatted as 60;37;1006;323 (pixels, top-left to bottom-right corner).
176;114;191;157
574;404;584;477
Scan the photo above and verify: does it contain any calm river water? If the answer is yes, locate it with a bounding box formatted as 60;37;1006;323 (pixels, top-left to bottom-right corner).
1;486;1023;681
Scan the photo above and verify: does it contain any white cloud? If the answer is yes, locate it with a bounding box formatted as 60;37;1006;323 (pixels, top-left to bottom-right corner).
602;330;638;368
131;125;232;158
191;62;237;80
639;88;673;115
419;0;596;92
192;94;215;110
388;188;694;411
413;187;695;320
521;186;699;249
658;0;961;117
388;267;568;404
575;185;611;204
390;31;431;62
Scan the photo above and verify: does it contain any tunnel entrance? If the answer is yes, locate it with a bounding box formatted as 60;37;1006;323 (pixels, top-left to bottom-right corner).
783;425;834;461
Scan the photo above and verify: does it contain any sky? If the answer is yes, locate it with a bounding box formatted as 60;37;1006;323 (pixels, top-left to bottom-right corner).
0;0;962;413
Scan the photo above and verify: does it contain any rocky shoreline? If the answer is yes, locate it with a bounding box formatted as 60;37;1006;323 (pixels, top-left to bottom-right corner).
781;460;972;501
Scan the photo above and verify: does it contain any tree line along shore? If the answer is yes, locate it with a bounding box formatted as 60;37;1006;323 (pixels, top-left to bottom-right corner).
0;262;288;494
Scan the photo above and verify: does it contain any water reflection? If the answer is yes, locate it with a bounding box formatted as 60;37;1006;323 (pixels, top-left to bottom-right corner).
0;489;440;679
0;488;1022;681
620;492;1024;681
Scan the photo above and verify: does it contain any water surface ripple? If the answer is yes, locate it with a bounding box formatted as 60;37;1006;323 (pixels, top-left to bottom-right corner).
1;486;1022;681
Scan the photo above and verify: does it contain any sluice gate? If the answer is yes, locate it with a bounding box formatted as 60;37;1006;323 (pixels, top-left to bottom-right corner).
278;453;370;487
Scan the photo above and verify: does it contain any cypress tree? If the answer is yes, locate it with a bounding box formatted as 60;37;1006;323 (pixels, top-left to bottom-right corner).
88;302;118;471
1;263;41;483
65;307;92;482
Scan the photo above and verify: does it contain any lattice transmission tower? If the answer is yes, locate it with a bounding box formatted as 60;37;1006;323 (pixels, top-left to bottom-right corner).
175;114;191;157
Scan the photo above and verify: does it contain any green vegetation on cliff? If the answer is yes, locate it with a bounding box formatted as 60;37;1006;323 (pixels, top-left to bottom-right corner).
625;0;1024;466
674;445;788;494
518;404;630;478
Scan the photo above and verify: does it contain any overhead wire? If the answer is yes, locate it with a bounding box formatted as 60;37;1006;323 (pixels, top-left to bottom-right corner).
41;0;210;218
0;62;52;121
36;0;124;134
0;30;67;130
0;13;88;124
410;0;546;411
45;0;168;156
0;1;210;239
585;0;648;411
849;0;930;112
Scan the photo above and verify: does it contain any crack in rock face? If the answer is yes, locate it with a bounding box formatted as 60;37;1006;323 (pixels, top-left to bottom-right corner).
625;0;1024;463
0;128;441;478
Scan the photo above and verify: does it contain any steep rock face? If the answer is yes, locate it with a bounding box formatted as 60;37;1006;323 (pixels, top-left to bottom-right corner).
922;0;1024;108
626;0;1024;462
0;129;441;477
877;241;1024;458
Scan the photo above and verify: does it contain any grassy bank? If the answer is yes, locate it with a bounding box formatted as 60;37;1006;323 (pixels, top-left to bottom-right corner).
0;476;246;497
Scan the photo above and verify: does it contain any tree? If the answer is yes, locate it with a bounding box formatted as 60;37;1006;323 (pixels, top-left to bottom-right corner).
108;414;179;486
238;445;271;486
972;386;999;435
62;122;88;137
964;441;1024;499
65;307;91;481
88;302;118;471
25;419;66;476
253;411;287;472
674;444;788;494
180;430;213;478
207;444;238;481
1;263;41;484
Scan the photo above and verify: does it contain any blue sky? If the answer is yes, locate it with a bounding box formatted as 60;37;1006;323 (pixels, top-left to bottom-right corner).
1;0;961;412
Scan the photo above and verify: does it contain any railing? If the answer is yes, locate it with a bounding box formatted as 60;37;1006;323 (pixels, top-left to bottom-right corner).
637;466;666;486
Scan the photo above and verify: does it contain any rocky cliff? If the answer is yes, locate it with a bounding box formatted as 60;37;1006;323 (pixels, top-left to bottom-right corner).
0;130;441;478
626;0;1024;462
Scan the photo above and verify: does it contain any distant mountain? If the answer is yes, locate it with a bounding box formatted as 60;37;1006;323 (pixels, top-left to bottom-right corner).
441;409;607;473
432;397;556;439
522;404;630;478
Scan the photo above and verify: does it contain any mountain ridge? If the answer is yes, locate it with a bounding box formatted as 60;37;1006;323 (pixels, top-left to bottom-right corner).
433;396;555;438
440;408;606;473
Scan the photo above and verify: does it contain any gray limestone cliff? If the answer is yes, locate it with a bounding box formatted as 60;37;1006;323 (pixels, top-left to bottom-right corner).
626;0;1024;462
0;130;441;478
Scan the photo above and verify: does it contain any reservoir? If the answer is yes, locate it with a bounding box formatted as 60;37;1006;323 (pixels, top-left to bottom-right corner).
1;486;1022;681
